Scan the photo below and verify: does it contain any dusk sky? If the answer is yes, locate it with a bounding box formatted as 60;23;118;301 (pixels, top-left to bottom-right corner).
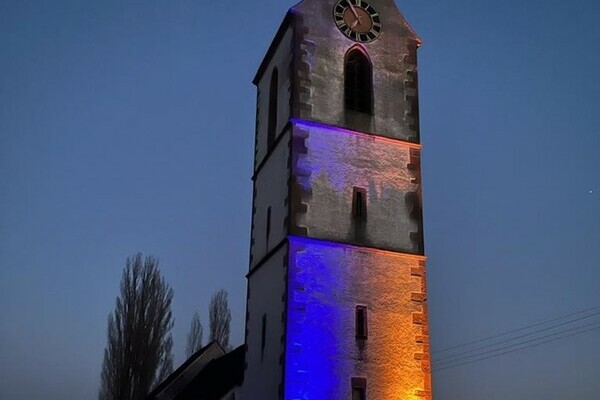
1;0;599;399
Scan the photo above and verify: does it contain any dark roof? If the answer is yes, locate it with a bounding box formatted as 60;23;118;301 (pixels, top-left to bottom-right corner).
147;341;225;399
174;345;245;400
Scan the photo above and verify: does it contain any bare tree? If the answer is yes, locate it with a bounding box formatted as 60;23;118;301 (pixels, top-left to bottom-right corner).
209;289;231;351
99;253;174;400
186;311;204;357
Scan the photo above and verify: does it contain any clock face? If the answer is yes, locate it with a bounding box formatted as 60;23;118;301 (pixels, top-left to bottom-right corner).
333;0;382;43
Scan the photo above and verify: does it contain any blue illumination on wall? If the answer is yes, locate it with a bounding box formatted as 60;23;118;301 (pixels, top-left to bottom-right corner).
284;237;355;399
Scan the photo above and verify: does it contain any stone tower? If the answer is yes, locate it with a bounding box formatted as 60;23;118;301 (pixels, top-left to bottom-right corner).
241;0;431;399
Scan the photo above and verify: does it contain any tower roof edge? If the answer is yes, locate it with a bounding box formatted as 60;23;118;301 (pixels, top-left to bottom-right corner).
252;11;295;85
396;7;422;45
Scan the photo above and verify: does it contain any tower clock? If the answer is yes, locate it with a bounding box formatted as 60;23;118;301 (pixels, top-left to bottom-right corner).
333;0;382;42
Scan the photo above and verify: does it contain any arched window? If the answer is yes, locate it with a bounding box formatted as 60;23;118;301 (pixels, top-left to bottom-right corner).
267;68;279;150
345;48;373;114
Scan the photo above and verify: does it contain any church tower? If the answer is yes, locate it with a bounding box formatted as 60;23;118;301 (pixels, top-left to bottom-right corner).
242;1;431;399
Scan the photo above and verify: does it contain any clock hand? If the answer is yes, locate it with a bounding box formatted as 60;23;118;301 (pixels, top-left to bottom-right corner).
350;19;360;29
347;0;361;22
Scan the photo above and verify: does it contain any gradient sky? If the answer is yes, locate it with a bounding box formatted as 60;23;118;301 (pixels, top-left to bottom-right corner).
1;0;599;399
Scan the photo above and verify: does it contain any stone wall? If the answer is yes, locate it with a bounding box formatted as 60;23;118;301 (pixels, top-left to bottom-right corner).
290;122;424;254
292;0;421;143
285;237;431;400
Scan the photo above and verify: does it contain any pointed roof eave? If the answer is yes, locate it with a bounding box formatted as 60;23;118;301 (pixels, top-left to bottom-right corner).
289;0;305;10
253;10;295;85
396;9;422;46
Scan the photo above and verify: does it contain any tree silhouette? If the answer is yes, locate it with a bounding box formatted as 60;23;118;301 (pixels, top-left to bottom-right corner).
209;289;231;351
99;253;174;400
186;311;204;357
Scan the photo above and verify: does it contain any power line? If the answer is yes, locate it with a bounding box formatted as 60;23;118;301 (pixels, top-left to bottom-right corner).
434;319;600;367
433;310;600;364
434;322;600;372
432;306;600;356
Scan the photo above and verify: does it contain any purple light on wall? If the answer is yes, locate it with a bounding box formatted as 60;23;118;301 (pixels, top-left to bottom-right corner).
292;118;419;198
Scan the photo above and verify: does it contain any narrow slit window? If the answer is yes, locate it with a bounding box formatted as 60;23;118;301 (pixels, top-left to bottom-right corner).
352;377;367;400
267;68;279;150
261;314;267;359
355;305;368;339
266;206;272;246
352;187;367;220
345;48;373;114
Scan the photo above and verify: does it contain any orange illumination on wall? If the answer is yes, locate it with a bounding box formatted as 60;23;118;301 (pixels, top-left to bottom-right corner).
286;237;432;400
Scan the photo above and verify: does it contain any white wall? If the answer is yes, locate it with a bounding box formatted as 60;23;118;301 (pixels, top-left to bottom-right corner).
254;25;294;167
241;244;288;400
250;128;291;269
